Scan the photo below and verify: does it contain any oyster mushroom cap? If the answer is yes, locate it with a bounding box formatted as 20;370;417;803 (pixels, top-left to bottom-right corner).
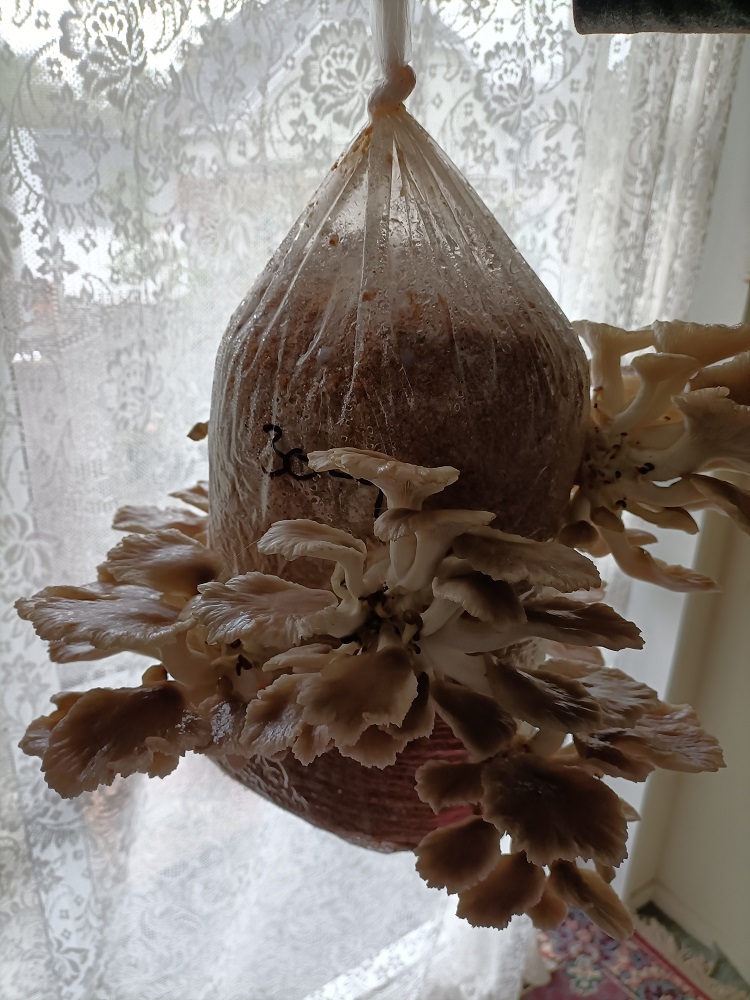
486;659;603;734
306;449;459;510
99;528;220;599
262;643;335;673
297;646;418;745
481;753;629;867
544;658;659;727
193;573;337;647
429;677;517;760
47;640;118;664
455;852;546;930
169;480;209;512
112;504;208;540
338;725;410;769
582;702;726;774
241;673;311;758
689;474;750;533
415;815;500;893
690;350;750;405
27;682;207;798
592;509;717;592
548;861;634;940
527;880;569;931
19;692;85;760
652;320;750;367
15;582;191;654
521;596;643;651
374;508;495;541
257;519;367;596
452;528;601;594
432;573;526;630
671;388;750;473
414;759;485;813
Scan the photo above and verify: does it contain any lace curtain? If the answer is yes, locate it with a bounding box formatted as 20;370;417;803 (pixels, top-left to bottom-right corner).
0;2;743;997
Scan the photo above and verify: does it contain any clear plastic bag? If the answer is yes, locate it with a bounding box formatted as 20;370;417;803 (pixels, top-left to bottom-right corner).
209;0;589;582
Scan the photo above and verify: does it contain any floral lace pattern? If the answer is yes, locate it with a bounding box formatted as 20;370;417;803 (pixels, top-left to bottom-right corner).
0;2;743;998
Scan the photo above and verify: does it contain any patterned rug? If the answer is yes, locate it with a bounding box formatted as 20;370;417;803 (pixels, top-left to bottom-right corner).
523;911;748;1000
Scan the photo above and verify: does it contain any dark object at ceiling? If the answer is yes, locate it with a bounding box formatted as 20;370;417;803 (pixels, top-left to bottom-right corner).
572;0;750;32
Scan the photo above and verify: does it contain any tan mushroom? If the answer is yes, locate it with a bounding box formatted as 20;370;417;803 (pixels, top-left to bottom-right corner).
157;628;227;691
635;388;750;480
690;350;750;405
599;702;725;773
47;640;117;663
113;504;208;540
306;448;458;510
689;473;750;534
481;753;628;867
557;520;610;558
338;725;411;768
625;527;659;547
593;510;717;592
430;677;517;760
169;480;209;512
257;519;367;597
192;573;338;648
545;641;604;667
571;731;656;782
414;759;485;813
652;320;750;367
99;528;220;599
187;420;208;441
195;684;248;757
432;573;525;632
455;852;546;930
452;528;601;594
19;692;85;759
418;594;465;638
486;659;602;733
242;673;317;758
544;658;659;726
624;502;699;535
15;582;192;654
25;681;207;797
385;672;435;743
522;596;643;651
291;723;333;765
548;861;633;940
415;816;500;893
527;880;569;931
297;644;418;745
262;643;336;673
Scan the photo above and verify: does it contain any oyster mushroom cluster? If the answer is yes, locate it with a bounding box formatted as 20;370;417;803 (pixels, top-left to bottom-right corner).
561;320;750;588
17;428;727;939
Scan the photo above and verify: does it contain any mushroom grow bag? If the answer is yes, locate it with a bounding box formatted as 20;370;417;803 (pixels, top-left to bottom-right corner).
209;50;589;851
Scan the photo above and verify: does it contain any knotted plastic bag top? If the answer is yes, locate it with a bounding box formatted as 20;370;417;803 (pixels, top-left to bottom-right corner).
209;0;588;580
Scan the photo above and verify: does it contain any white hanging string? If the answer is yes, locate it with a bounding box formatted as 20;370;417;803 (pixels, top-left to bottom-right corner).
368;0;416;114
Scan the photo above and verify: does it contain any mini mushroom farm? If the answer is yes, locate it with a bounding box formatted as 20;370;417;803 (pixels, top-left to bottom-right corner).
14;0;749;943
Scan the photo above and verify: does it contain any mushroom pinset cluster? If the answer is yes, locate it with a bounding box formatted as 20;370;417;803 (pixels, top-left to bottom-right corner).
17;317;749;939
562;319;750;590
